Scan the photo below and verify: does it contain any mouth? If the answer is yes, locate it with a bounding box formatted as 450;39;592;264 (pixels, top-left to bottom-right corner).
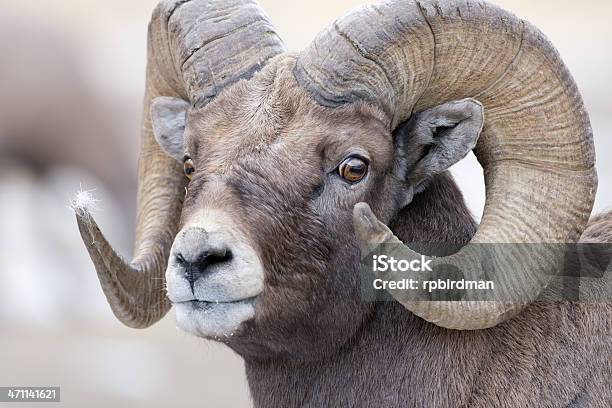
172;297;258;339
175;297;257;310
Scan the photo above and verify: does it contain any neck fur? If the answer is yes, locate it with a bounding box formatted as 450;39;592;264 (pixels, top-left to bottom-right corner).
245;173;478;407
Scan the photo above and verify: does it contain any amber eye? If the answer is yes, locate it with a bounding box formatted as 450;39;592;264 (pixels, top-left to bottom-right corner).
183;158;195;180
338;156;368;183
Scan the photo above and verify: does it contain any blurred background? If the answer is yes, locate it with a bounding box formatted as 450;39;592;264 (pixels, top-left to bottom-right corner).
0;0;610;406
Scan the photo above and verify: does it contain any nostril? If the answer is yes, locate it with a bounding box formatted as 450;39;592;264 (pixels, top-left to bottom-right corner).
175;253;186;265
194;249;233;270
177;247;233;293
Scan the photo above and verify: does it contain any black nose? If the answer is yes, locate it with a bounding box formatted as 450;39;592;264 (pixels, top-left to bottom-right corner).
174;229;233;293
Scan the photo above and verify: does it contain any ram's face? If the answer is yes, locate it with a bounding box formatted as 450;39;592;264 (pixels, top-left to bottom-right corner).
162;61;401;357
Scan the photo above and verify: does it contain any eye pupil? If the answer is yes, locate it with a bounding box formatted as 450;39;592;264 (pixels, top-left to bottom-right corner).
183;158;195;180
339;157;368;183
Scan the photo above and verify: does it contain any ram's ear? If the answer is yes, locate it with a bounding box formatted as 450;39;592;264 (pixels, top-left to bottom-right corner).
395;98;484;197
151;96;190;161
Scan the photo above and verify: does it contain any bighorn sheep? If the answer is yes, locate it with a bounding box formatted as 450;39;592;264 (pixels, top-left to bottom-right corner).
73;0;612;406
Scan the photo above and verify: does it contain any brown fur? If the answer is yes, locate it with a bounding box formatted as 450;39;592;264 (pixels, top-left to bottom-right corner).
178;55;611;407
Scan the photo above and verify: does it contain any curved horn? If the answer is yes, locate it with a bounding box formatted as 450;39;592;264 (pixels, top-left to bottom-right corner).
295;0;596;329
74;0;285;328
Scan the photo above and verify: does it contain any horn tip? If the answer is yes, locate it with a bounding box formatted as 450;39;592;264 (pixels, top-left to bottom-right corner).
353;202;372;216
70;188;100;219
353;202;396;251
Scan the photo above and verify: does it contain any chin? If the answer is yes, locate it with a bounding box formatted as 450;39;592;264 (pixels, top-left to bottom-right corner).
174;299;256;340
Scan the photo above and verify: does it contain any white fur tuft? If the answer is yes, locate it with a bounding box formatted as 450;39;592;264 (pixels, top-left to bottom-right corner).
69;188;100;217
